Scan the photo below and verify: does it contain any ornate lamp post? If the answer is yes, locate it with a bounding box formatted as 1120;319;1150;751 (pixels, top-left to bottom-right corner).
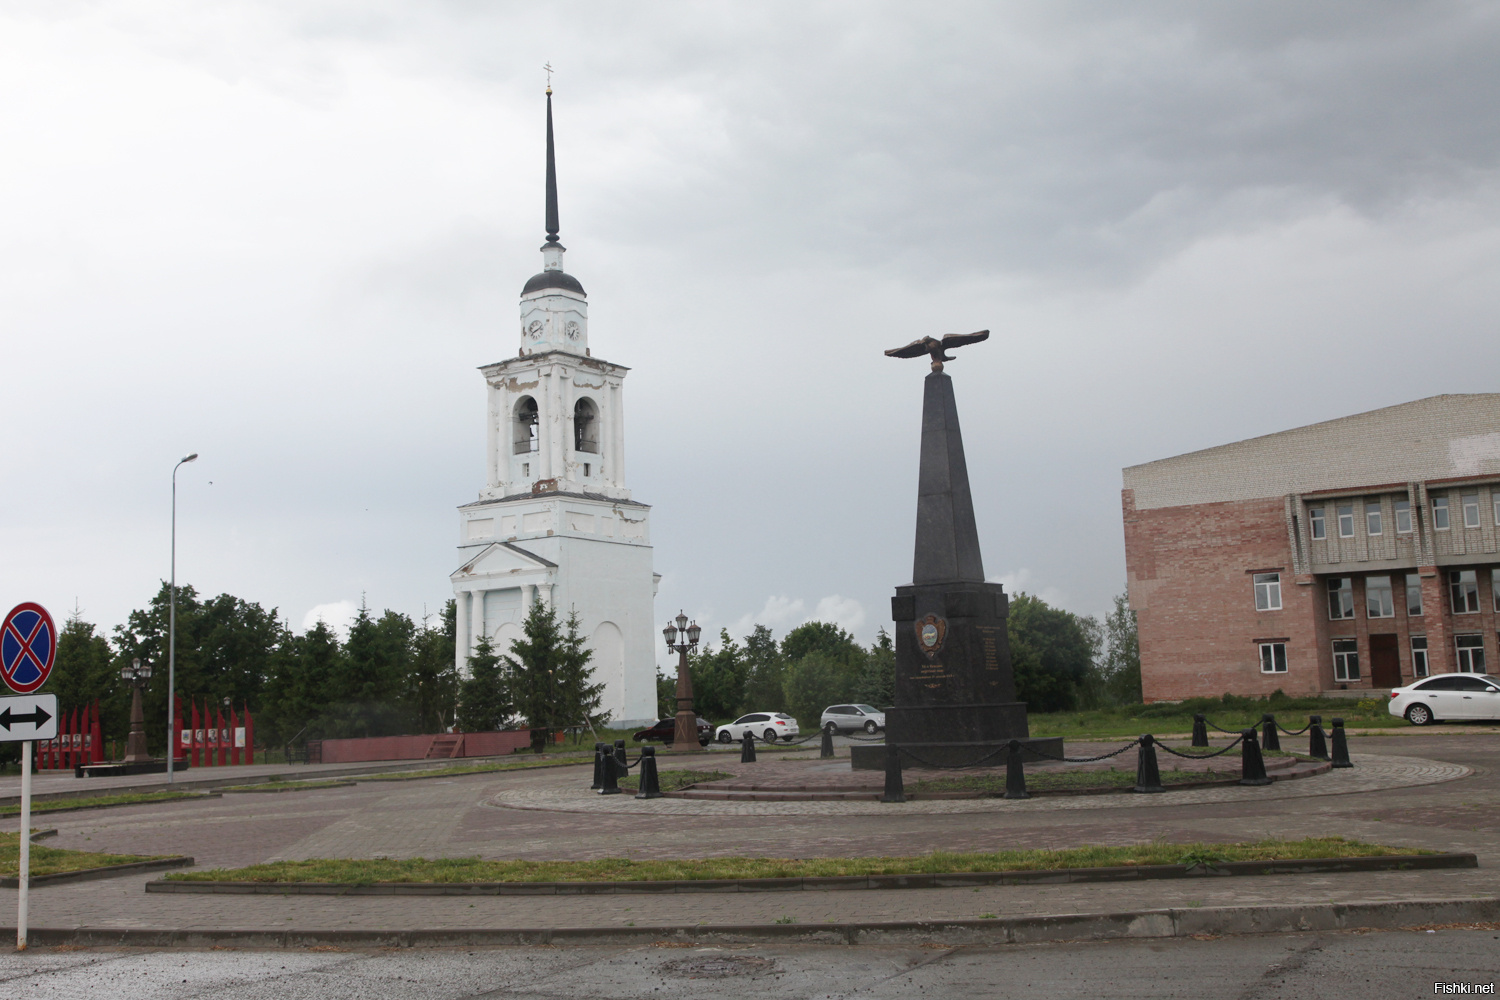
662;611;703;752
120;657;153;763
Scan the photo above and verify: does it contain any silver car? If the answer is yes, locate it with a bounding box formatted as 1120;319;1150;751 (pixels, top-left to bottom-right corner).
820;703;886;734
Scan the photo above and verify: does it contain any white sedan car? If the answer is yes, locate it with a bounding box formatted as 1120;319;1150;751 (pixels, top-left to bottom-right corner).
1389;673;1500;725
821;704;886;734
714;712;800;744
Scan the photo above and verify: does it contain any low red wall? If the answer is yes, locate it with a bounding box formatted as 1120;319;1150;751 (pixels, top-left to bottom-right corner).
314;730;532;764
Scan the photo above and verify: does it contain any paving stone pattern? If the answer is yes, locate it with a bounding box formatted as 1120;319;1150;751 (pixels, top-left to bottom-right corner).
1;733;1497;934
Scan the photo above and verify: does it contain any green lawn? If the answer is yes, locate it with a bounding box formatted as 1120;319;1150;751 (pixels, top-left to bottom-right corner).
163;836;1428;885
0;831;169;878
1027;696;1403;740
0;791;207;817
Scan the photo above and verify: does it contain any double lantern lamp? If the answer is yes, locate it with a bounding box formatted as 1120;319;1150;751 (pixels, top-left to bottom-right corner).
662;611;702;653
121;656;153;686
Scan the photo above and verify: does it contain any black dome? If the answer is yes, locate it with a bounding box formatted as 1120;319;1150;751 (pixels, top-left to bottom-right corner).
522;270;586;297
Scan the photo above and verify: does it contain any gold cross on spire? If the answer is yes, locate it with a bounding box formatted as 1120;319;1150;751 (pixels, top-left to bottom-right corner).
544;62;553;94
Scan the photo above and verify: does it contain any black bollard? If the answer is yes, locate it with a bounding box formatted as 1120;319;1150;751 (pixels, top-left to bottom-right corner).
1191;714;1209;748
1239;728;1272;786
1134;734;1164;793
598;744;622;795
1260;714;1281;752
635;746;663;799
820;726;835;759
1004;739;1029;799
1308;716;1328;760
590;741;605;790
880;744;906;803
740;731;757;763
1330;718;1354;768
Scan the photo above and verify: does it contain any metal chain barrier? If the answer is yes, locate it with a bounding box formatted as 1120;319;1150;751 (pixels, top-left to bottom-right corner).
1158;735;1245;759
1276;721;1313;736
898;745;1012;770
1022;739;1141;764
1204;719;1242;735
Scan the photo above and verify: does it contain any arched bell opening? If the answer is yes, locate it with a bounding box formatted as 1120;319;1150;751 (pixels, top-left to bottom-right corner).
574;397;599;454
513;397;539;455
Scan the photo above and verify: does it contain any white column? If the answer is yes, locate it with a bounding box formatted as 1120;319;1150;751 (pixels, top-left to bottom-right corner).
471;590;486;656
485;383;499;489
536;368;554;480
610;381;626;487
454;590;470;673
522;583;534;610
550;367;567;483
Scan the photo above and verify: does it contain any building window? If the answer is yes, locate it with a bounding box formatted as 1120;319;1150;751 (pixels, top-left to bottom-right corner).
1450;570;1480;614
1366;502;1383;536
1327;578;1355;620
1463;493;1481;529
1333;639;1360;681
1395;498;1412;534
513;397;540;455
1337;504;1355;538
1432;495;1450;530
1406;573;1424;617
1494;493;1500;527
1259;642;1288;673
1411;636;1429;678
1455;634;1486;674
1494;569;1500;613
1309;507;1326;539
1254;573;1282;611
1365;575;1394;618
573;398;599;454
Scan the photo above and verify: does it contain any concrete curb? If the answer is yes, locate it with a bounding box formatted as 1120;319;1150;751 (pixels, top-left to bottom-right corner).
145;853;1476;897
5;897;1498;949
1;855;194;889
2;793;222;818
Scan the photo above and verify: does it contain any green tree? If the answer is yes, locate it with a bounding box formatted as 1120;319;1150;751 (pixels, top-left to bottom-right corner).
261;620;341;744
853;628;896;707
656;668;677;720
504;601;605;729
1007;592;1099;713
409;601;459;732
1099;592;1142;705
782;650;861;727
740;624;786;711
456;635;510;731
686;629;749;722
780;621;864;668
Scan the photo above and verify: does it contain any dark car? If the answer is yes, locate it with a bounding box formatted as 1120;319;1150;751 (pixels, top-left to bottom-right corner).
632;717;711;747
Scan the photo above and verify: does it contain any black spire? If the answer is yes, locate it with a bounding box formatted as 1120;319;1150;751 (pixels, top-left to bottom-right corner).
912;371;986;584
544;88;561;247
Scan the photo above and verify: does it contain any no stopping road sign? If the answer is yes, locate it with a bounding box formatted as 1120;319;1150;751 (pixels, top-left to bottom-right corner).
1;603;57;694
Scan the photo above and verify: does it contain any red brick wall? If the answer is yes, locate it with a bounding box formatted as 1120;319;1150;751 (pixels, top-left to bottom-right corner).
1124;490;1324;701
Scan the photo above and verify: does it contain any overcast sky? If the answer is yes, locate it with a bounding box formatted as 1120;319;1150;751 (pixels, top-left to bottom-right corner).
4;2;1499;668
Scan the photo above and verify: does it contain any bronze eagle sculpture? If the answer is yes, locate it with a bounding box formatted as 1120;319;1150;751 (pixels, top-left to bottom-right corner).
884;330;989;371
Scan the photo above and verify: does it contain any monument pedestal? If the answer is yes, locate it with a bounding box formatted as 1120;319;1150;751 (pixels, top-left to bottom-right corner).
859;351;1064;771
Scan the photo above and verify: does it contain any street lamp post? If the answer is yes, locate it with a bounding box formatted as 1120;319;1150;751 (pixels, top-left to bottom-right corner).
662;611;703;752
167;452;197;783
120;657;153;763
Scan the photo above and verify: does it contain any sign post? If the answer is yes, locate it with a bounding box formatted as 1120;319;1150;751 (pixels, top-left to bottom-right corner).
2;602;58;952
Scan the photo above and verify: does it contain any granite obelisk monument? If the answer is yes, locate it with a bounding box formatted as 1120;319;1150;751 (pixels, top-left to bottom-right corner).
851;331;1062;768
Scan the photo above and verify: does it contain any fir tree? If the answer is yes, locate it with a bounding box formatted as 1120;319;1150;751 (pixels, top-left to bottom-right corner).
503;601;605;729
456;635;510;731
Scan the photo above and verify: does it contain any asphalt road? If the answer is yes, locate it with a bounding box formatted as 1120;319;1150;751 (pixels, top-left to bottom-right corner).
2;929;1497;999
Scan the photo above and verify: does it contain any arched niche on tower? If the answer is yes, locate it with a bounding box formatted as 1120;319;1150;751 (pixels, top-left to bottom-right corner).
573;397;599;454
513;397;539;455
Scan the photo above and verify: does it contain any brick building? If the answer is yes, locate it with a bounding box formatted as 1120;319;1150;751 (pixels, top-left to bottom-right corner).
1123;395;1500;701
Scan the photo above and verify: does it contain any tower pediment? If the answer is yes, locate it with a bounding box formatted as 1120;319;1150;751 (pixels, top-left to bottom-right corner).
451;540;557;582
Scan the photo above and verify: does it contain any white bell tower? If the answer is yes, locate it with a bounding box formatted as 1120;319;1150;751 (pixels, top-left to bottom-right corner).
449;85;659;727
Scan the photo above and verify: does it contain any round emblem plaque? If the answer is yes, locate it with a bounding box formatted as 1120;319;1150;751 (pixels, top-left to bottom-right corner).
914;613;946;655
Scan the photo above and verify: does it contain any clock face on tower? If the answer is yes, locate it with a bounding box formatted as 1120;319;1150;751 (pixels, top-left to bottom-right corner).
527;319;543;340
565;320;580;340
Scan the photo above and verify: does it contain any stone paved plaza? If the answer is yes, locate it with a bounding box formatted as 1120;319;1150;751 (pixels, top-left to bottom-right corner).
0;731;1496;935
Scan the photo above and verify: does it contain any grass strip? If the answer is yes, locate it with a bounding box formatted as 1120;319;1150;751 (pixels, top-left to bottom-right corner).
221;781;357;793
617;769;733;794
359;758;592;782
164;836;1424;885
0;791;206;817
1;831;169;878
